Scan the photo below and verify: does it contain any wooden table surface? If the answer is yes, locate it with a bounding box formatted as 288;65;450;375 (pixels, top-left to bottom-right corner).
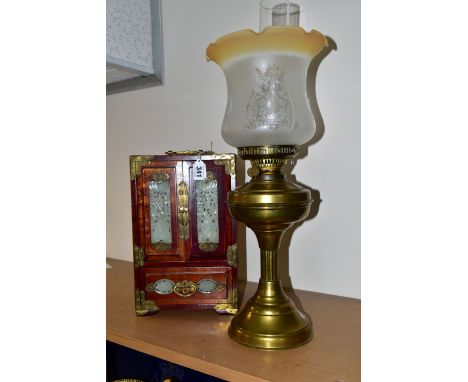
106;258;360;382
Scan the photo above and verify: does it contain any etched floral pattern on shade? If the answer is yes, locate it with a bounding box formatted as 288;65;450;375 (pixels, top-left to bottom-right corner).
245;64;296;131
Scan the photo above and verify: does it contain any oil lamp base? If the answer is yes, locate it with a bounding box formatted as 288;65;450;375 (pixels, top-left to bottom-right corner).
227;146;314;350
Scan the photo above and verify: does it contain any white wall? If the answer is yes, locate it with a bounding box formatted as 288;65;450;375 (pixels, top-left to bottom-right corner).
107;0;360;298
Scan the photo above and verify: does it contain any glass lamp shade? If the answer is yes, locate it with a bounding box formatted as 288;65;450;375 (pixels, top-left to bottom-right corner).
206;26;328;148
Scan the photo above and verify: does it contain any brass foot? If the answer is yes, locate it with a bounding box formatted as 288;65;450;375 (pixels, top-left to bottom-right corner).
228;280;313;349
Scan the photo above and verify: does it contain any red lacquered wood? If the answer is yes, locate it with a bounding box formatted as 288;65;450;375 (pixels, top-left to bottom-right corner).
130;153;238;312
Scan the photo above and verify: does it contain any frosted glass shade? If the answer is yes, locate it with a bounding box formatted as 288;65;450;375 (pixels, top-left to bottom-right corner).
206;26;328;148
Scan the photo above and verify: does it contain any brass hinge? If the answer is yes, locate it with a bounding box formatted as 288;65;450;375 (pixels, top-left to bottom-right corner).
133;245;144;268
226;244;237;268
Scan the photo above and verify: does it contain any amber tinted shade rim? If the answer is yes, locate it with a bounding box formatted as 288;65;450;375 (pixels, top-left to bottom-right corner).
206;26;328;65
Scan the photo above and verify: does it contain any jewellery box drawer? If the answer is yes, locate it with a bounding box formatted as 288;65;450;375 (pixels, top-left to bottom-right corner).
139;266;235;307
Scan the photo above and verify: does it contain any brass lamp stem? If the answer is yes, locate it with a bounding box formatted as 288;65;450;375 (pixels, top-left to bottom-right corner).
227;145;313;350
260;249;278;281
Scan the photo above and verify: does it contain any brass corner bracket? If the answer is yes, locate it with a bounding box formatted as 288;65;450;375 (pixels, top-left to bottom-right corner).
135;289;159;316
130;155;153;180
214;153;236;176
214;288;238;315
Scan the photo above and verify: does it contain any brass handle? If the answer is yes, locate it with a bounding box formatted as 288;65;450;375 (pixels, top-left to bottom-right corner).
178;181;189;239
178;207;189;233
166;149;208;155
173;280;197;297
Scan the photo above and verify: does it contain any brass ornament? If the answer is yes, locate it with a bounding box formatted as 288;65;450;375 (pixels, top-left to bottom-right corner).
173;280;197;297
178;181;189;240
237;145;298;157
129;155;153;180
199;242;218;251
205;170;215;181
227;145;313;349
152;172;170;181
226;244;237;268
238;145;298;174
135;289;159;316
153;240;172;251
133;245;144;268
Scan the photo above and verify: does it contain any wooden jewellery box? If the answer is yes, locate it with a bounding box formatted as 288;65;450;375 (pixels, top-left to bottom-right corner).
129;151;238;315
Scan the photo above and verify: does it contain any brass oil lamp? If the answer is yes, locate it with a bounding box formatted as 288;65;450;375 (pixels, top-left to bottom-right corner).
206;1;328;349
